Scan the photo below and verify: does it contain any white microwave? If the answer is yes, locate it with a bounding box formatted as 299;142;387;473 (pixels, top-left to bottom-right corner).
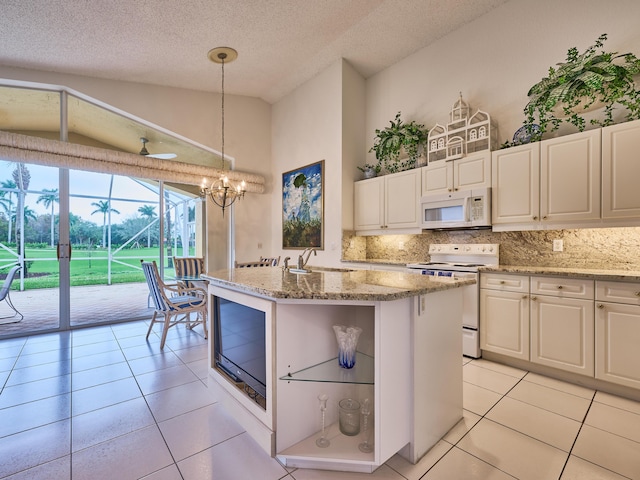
421;187;491;230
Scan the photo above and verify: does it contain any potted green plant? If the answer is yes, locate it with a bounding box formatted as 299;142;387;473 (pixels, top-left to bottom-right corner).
369;112;428;173
357;163;381;179
524;33;640;137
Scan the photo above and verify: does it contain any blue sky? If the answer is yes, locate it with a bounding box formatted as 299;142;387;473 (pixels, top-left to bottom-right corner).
0;160;192;222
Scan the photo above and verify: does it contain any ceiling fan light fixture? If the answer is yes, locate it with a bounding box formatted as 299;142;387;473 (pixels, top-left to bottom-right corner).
138;136;177;159
139;137;150;156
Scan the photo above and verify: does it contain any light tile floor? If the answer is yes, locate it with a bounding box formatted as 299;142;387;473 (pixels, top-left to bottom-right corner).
1;322;640;479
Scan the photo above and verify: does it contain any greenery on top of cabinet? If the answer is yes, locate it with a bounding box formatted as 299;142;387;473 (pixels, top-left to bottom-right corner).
523;33;640;138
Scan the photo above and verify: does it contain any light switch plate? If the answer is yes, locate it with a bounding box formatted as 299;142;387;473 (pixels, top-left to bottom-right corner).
553;239;563;252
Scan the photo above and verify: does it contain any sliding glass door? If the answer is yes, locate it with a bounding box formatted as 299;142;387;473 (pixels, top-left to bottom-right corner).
0;159;202;338
0;161;61;335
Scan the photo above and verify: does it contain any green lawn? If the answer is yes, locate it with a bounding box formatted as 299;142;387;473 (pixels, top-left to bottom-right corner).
0;246;193;289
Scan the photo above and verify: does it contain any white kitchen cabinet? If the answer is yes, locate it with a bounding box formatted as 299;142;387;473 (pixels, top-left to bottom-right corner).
602;119;640;219
491;142;540;225
354;169;421;233
492;129;601;229
540;129;601;223
421;151;491;196
595;281;640;389
354;176;384;231
480;273;530;360
529;276;594;376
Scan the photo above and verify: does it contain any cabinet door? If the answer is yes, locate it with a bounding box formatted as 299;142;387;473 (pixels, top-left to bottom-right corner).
385;169;421;228
480;289;529;360
602;119;640;219
491;143;540;225
540;129;601;222
354;177;384;230
454;151;491;192
530;295;594;376
596;302;640;389
421;161;452;196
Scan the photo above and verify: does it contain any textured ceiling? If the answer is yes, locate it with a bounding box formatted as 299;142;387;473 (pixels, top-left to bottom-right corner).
0;0;510;104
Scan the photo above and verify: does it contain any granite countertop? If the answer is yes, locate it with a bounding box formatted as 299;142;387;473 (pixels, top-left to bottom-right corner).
343;259;413;267
203;266;474;301
482;265;640;282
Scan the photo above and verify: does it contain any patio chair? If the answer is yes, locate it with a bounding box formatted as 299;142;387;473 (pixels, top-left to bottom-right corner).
259;256;280;266
234;260;273;268
141;260;207;349
173;257;205;291
0;265;23;324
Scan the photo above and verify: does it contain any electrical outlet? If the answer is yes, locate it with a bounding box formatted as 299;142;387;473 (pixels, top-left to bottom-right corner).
553;239;563;252
399;241;405;251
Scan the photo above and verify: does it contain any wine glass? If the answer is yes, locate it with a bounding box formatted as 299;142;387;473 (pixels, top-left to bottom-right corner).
316;394;330;448
358;398;373;453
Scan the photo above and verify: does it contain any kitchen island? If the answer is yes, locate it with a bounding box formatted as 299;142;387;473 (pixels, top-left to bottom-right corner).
203;267;474;473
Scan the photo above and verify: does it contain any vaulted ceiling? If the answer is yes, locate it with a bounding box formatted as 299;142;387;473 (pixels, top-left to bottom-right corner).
0;0;509;103
0;0;510;165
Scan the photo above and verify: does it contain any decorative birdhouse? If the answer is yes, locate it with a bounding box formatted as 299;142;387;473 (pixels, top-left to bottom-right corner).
427;93;497;163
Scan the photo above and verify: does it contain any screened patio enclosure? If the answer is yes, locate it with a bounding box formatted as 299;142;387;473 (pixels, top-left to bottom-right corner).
0;80;264;338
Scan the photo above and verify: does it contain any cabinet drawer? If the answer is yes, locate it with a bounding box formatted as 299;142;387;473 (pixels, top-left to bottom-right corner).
531;276;594;299
596;281;640;305
481;273;529;293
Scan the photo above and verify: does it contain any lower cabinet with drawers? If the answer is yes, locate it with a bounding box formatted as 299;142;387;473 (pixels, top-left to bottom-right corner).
481;272;640;391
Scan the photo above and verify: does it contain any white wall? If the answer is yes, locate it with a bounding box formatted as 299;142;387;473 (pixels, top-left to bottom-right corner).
0;65;272;265
341;61;366;232
271;60;349;267
365;0;640;165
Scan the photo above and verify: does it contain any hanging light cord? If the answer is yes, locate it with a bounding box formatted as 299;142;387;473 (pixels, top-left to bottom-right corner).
201;47;244;216
220;52;226;169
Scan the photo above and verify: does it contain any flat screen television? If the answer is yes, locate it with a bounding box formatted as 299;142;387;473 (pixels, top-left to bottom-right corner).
213;296;267;404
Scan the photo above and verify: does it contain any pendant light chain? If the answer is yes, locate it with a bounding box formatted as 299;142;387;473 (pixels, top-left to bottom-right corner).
201;47;245;215
220;53;225;169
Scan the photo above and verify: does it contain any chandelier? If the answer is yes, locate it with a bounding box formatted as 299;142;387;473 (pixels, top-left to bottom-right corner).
201;47;246;216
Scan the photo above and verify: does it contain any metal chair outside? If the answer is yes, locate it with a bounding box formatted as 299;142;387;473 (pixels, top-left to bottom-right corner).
0;265;23;324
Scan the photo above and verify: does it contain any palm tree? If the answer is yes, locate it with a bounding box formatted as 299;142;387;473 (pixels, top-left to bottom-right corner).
91;200;120;248
137;204;157;248
11;206;37;224
12;164;30;256
0;180;16;243
36;188;59;248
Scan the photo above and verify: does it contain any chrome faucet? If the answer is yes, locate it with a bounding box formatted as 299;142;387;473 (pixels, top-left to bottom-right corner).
282;256;291;271
297;248;317;269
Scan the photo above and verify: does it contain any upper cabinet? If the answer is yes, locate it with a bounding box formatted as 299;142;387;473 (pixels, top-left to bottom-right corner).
602;119;640;219
354;169;421;234
491;142;540;225
421;151;491;196
540;129;601;223
492;129;602;230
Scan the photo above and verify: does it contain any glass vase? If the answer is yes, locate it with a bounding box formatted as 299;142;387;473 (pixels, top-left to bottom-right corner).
333;325;362;369
338;398;360;436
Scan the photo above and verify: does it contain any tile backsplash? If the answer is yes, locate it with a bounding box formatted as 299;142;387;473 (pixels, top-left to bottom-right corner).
343;227;640;270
